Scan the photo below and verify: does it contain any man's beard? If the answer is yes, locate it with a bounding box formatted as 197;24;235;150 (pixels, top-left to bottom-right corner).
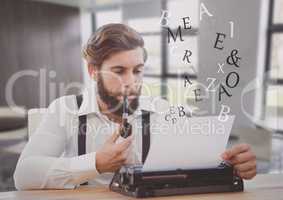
97;75;141;117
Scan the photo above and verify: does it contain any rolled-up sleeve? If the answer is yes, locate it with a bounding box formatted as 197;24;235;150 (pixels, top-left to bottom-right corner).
13;97;99;190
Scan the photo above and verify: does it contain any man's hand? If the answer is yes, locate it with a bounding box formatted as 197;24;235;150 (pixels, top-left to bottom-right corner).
95;129;133;173
221;143;257;180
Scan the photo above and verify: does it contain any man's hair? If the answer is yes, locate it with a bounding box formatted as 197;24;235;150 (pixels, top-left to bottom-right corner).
83;23;147;67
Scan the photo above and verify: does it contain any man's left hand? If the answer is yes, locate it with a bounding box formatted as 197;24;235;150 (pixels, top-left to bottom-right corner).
221;143;257;180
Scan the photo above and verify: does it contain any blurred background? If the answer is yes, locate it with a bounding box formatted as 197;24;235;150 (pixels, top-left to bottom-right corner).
0;0;282;191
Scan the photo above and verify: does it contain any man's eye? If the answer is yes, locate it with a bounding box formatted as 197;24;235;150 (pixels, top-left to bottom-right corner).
134;69;143;74
114;71;123;74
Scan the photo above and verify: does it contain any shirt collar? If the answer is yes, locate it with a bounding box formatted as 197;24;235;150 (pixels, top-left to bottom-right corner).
77;82;156;116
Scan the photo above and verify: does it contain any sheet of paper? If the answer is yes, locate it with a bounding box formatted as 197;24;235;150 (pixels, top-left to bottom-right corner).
142;115;235;172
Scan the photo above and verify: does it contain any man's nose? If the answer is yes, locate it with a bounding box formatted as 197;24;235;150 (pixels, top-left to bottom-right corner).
123;73;136;88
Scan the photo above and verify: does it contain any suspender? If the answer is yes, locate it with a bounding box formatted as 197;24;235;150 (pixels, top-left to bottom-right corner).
141;110;150;164
76;95;151;185
76;95;88;186
76;95;87;156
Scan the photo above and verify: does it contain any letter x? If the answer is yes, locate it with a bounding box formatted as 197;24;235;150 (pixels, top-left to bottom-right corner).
217;63;225;73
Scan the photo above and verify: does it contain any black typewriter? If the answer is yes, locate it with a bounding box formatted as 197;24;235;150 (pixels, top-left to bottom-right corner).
109;162;244;198
111;96;243;198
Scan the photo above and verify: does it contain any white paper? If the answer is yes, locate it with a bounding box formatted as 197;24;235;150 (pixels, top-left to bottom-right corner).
142;115;235;172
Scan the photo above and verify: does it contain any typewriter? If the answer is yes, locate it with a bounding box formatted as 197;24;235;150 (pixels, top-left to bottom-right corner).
109;162;244;198
111;96;243;198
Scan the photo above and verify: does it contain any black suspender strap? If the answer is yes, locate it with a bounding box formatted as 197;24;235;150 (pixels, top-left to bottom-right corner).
76;95;87;156
141;110;150;164
76;95;88;186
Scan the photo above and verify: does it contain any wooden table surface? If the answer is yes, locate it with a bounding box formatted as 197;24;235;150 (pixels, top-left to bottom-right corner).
1;173;283;200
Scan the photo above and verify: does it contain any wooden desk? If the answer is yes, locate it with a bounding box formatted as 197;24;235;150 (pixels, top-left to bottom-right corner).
1;174;283;200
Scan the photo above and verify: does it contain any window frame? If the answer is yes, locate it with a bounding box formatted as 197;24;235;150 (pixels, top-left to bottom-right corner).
264;0;283;117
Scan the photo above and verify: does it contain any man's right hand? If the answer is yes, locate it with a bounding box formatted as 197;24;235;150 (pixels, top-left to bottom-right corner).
95;129;133;173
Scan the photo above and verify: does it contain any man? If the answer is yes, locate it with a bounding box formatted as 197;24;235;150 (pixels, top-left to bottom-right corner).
14;23;256;190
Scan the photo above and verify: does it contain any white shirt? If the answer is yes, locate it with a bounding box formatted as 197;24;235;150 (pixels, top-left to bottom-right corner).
13;84;179;190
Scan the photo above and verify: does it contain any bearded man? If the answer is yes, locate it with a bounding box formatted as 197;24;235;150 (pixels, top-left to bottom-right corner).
14;23;256;190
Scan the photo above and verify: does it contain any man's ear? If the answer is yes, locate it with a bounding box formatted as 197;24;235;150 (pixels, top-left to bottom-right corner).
88;64;98;80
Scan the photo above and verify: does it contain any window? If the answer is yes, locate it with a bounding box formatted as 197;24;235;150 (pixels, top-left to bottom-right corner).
270;34;283;79
168;36;198;74
266;85;283;108
165;0;199;91
167;0;199;29
128;0;200;102
95;9;122;28
143;35;161;75
128;16;163;95
166;78;199;105
127;17;161;33
274;0;283;24
264;0;283;121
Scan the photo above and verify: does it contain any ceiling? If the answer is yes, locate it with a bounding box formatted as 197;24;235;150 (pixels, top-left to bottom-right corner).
31;0;155;11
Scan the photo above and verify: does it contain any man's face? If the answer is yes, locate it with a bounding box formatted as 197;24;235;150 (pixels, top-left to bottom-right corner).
95;47;144;116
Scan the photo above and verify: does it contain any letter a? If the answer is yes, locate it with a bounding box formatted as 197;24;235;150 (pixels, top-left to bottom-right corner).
200;3;213;21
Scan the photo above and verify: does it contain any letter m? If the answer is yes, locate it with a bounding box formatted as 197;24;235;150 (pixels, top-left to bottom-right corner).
167;26;184;43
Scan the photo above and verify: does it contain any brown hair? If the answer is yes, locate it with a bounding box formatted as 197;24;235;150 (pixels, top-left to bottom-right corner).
83;23;147;67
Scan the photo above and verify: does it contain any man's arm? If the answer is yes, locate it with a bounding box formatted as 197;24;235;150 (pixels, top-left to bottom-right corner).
13;97;99;190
